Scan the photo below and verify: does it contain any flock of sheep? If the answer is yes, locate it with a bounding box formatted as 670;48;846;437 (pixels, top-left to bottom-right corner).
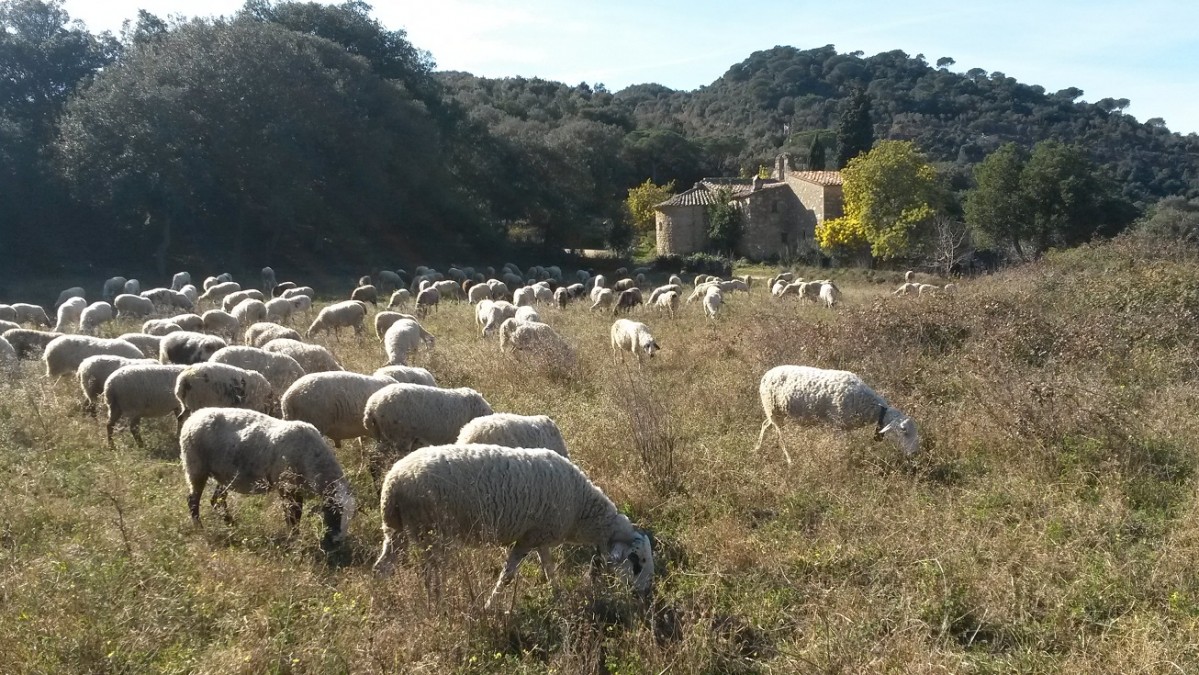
0;261;926;606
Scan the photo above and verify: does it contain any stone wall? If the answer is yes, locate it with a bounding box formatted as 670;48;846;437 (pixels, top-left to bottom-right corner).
737;188;797;259
655;205;708;256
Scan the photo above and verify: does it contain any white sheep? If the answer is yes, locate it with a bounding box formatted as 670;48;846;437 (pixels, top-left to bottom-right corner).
818;282;842;308
307;300;368;339
893;282;919;296
351;284;379;306
221;289;266;313
54;296;87;332
590;288;615;311
264;297;294;323
702;286;723;320
10;303;50;328
431;279;461;302
500;321;573;365
374;311;417;341
383;318;435;366
103;363;188;446
363;384;493;472
414;288;440;318
372;365;436;387
477;300;517;338
905;270;915;282
55;286;85;308
78;302;114;335
140;288;193;312
262;338;342;373
142;319;183;336
0;319;19;334
3;328;62;359
647;284;681;306
754;365;920;464
171;271;191;291
943;283;958;294
455;413;568;457
281;286;315;300
514;305;541;323
124;279;141;295
260;267;276;294
117;333;162;359
102;277;128;304
467;284;491;304
387;289;412;309
487;280;510;301
160;331;227;365
200;310;240;341
244;322;301;348
654;290;680;318
0;305;16;322
917;283;940;295
180;408;356;549
210;346;306;397
231;298;268;326
43;334;144;378
198;281;240;305
170;314;204;332
281;371;400;447
77;354;153;416
179;285;199;306
0;335;17;369
373;444;654;608
175;361;272;424
610;319;660;368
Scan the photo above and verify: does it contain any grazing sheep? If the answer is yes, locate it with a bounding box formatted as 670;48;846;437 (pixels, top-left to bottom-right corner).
281;371;400;446
79;302;114;335
668;274;683;286
387;288;412;309
374;311;417;341
647;284;681;306
373;365;436;387
3;328;62;359
376;270;401;293
905;270;915;282
171;271;191;291
140;288;193;312
54;287;85;309
414;288;440;319
0;306;15;323
754;365;920;464
610;319;660;368
431;279;462;302
307;300;368;339
77;354;154;416
0;336;15;368
351;284;379;306
455;413;568;457
501;321;574;365
201;310;240;341
117;333;163;359
288;295;313;314
43;334;144;378
702;286;723;320
244;322;301;348
230;298;268;326
818;282;842;308
12;303;51;327
169;314;204;332
180;408;356;549
260;267;276;294
943;283;958;294
383;318;436;366
613;288;643;314
264;297;295;323
103;277;128;304
202;276;219;291
280;286;314;300
373;444;654;608
199;281;241;305
103;363;188;446
532;284;554;304
175;361;272;423
487;280;511;301
917;283;940;295
0;319;18;334
654;290;680;318
467;284;492;305
893;282;919;296
590;288;615;311
159;331;227;365
55;297;87;333
220;289;266;313
363;384;493;471
477;300;517;338
553;287;569;309
124;279;141;296
514;305;541;323
271;281;297;297
142;319;183;336
262;338;342;373
210;346;306;398
513;286;535;307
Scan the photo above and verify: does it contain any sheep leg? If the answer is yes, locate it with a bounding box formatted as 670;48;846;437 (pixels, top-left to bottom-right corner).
281;488;303;529
372;527;402;576
485;544;533;609
187;482;205;525
129;417;144;448
211;483;232;524
536;546;557;587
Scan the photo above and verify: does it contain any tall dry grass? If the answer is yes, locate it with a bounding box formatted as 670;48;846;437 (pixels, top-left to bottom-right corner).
2;238;1199;672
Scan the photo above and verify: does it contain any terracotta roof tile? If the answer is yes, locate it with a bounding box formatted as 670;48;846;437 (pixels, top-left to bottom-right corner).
655;178;790;208
789;170;843;186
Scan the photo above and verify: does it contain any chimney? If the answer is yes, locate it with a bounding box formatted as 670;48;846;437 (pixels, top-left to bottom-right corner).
775;155;786;180
752;175;763;191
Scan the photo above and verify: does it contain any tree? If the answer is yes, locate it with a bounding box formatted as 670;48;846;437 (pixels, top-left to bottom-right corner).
834;87;873;168
1021;140;1130;251
625;179;676;237
706;187;742;254
808;134;826;171
816;140;939;260
965;142;1031;258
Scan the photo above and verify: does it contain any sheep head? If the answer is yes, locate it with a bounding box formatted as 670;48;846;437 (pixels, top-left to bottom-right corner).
879;416;920;457
609;530;655;595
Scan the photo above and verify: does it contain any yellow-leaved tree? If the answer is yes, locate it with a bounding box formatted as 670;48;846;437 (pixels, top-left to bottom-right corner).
625;179;677;239
816;140;940;260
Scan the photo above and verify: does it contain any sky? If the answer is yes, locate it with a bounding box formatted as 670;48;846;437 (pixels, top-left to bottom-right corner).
61;0;1199;135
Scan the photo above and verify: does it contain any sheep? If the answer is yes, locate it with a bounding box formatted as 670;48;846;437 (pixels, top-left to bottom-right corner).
917;283;940;295
905;270;915;282
553;286;569;309
943;283;958;294
124;279;141;295
280;286;314;300
590;288;615;311
431;279;462;302
221;289;266;313
374;311;417;341
230;298;268;326
383;318;436;366
532;284;554;304
171;271;191;291
387;288;412;309
170;314;204;332
818;282;842;308
287;294;313;315
159;331;227;365
647;284;681;305
210;346;306;397
893;282;919;296
0;335;17;369
262;338;342;373
0;306;15;322
373;365;437;387
260;267;276;294
79;302;114;335
117;332;162;359
202;276;219;291
180;408;356;549
140;288;193;312
270;281;296;297
754;365;920;464
487;280;510;301
0;320;18;334
243;322;299;348
376;270;401;293
613;278;637;292
175;361;273;423
55;297;87;333
501;321;574;365
654;290;680;318
514;305;541;323
372;444;654;608
43;334;144;379
201;310;240;341
281;371;401;447
307;300;368;339
102;277;128;304
414;288;440;318
78;355;155;416
467;284;492;304
264;297;295;323
455;413;568;457
702;286;723;320
362;384;493;473
358;275;372;287
610;319;660;368
513;286;535;307
613;288;643;314
477;300;517;338
141;319;183;336
351;284;378;306
3;328;62;359
54;286;85;308
199;281;240;305
103;363;188;446
12;303;51;327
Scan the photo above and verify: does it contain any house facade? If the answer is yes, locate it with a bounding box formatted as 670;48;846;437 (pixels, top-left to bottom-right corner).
653;155;843;260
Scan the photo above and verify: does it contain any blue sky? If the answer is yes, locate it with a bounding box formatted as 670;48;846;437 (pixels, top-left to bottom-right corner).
63;0;1199;134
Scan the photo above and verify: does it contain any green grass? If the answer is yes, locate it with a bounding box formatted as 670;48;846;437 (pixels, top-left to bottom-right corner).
2;237;1199;672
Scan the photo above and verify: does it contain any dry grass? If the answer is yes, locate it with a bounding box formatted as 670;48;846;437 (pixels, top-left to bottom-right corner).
3;238;1199;672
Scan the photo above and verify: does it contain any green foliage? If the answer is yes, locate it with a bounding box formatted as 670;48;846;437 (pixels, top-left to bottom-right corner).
1133;197;1199;247
965;142;1031;257
817;140;939;260
834;87;873;168
705;187;743;254
808;134;826;170
624;178;676;235
680;252;733;276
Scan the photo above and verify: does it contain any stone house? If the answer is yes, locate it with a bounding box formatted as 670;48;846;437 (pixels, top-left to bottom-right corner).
653;155;843;259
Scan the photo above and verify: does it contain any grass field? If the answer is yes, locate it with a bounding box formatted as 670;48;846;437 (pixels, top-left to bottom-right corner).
3;238;1199;673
